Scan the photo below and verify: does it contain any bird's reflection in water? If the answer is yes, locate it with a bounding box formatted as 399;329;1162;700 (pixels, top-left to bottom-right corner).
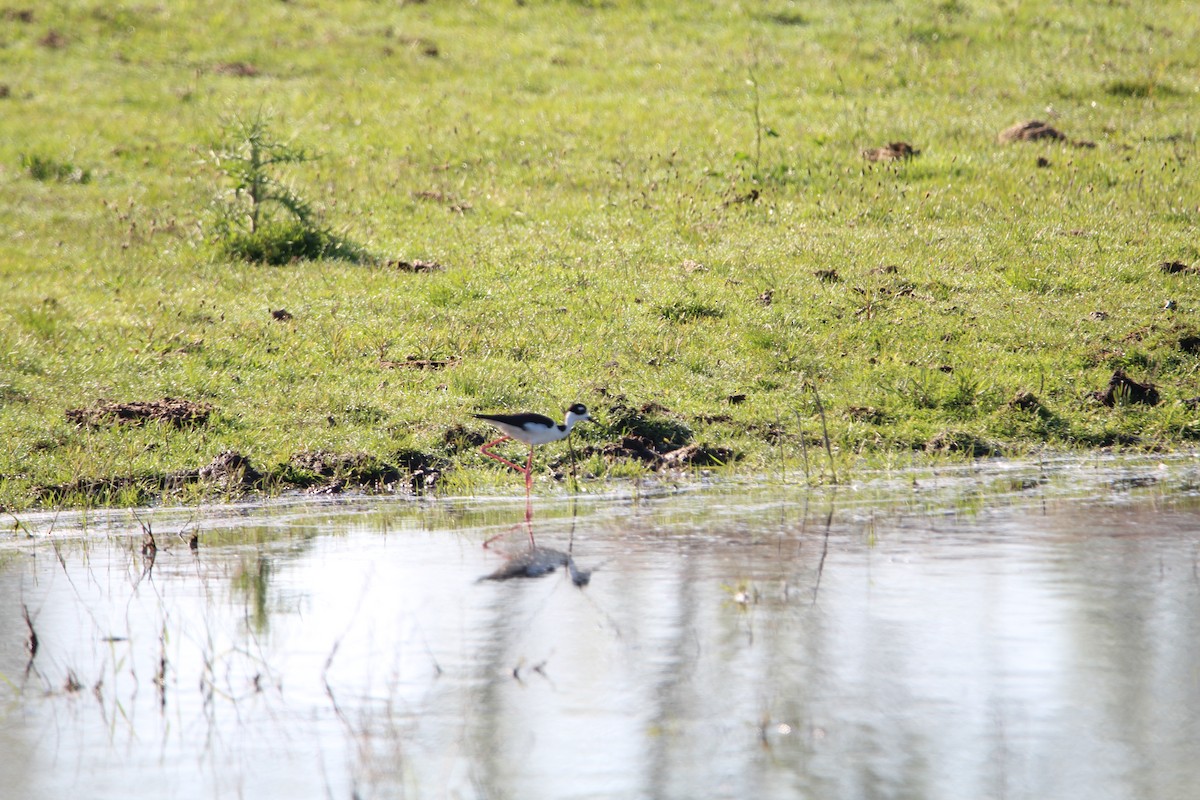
480;498;591;585
479;546;592;586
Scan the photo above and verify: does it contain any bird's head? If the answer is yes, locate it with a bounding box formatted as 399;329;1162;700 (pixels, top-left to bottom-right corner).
565;403;590;428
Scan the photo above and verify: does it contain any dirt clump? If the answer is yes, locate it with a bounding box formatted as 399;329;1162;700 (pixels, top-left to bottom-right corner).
392;448;444;493
66;397;214;429
213;61;259;77
998;120;1095;148
379;356;457;370
1009;391;1043;413
862;141;919;162
1159;260;1193;275
413;190;470;212
601;434;664;465
38;30;68;49
442;423;486;452
1093;369;1160;406
603;398;692;452
199;450;261;489
722;188;760;207
998;120;1064;143
386;258;443;272
660;443;735;467
845;405;885;424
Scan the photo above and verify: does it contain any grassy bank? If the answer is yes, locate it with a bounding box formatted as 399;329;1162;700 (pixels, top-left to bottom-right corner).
2;0;1199;508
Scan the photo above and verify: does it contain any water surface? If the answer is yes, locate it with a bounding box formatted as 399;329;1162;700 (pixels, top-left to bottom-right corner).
2;457;1199;799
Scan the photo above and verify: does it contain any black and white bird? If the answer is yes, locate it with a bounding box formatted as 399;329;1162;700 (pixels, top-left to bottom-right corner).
474;403;590;494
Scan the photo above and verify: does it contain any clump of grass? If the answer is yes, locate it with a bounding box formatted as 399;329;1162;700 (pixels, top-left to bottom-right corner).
20;153;91;184
217;219;364;265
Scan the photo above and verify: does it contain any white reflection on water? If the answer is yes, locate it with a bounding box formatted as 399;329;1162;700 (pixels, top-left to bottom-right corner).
1;458;1199;799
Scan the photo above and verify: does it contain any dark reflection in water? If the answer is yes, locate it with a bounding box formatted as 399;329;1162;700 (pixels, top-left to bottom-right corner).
1;459;1199;799
479;546;592;585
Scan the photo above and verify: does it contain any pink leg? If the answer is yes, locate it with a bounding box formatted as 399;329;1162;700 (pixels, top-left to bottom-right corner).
480;436;527;475
524;450;536;545
478;439;539;549
480;495;536;549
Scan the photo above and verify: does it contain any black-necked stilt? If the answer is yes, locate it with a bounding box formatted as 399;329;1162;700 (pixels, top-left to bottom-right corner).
474;403;590;494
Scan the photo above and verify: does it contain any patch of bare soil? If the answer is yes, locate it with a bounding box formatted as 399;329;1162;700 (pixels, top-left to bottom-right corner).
1159;260;1194;275
862;141;919;162
65;397;214;429
998;120;1095;148
1178;335;1200;354
386;258;443;272
379;356;457;370
412;190;471;213
1093;369;1160;406
213;61;259;77
38;29;67;48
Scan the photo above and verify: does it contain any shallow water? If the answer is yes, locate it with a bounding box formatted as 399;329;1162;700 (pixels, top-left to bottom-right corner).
2;457;1200;799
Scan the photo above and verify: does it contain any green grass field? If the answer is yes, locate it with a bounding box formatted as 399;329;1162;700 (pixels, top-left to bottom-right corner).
2;0;1199;507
